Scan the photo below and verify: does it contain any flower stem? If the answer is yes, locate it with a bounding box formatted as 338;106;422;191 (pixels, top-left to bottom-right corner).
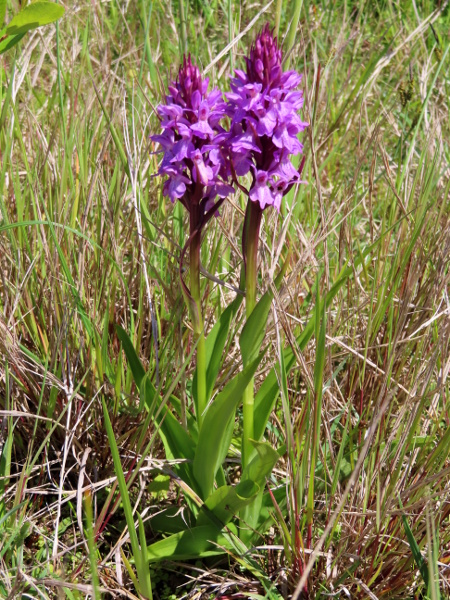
275;0;283;37
178;0;187;56
285;0;303;69
189;210;207;429
242;200;262;469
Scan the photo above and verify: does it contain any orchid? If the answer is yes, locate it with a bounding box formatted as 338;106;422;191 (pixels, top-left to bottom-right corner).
115;23;309;565
226;25;308;471
226;23;308;212
152;55;233;218
152;56;233;427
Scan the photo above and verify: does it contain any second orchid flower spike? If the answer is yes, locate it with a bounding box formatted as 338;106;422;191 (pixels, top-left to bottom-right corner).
226;23;308;212
226;24;308;470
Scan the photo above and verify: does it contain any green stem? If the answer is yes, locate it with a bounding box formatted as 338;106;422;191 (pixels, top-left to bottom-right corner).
285;0;303;69
189;210;206;429
274;0;283;37
242;200;262;469
178;0;188;57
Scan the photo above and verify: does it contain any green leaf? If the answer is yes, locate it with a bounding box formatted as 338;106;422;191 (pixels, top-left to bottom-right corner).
401;512;429;588
154;402;195;461
150;506;195;535
115;325;145;385
241;440;279;487
5;2;65;36
197;441;279;530
117;325;195;461
0;33;21;57
147;524;237;562
239;441;279;541
193;352;265;499
147;474;171;496
193;294;242;406
168;393;198;440
239;289;272;365
196;480;259;527
102;399;149;597
0;0;6;28
116;325;197;489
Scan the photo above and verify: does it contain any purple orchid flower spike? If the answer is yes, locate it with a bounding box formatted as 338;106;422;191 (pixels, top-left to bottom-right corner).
152;56;233;428
152;55;233;223
226;23;308;213
227;24;308;470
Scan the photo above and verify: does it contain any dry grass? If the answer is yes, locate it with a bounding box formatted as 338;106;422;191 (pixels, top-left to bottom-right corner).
0;0;449;598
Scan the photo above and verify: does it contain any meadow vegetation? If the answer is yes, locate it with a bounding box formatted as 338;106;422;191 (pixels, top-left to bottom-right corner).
0;0;449;598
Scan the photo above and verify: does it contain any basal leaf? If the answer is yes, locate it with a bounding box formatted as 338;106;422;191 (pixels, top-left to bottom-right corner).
193;294;242;407
116;325;196;487
5;2;64;36
197;442;279;530
239;441;280;541
150;506;195;535
147;524;237;562
115;325;145;385
241;440;279;487
196;480;259;527
193;353;265;499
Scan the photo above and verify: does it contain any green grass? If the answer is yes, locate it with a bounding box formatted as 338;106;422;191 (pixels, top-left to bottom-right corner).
1;0;450;598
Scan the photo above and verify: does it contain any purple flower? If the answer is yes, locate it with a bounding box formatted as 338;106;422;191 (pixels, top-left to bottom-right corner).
249;170;274;210
152;55;232;219
226;24;308;211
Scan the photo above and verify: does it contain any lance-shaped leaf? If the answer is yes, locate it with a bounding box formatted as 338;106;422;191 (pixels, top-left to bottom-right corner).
193;352;265;500
116;325;197;489
150;506;195;535
147;524;238;562
196;480;259;528
241;440;280;486
197;441;279;528
238;440;280;541
193;294;243;409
